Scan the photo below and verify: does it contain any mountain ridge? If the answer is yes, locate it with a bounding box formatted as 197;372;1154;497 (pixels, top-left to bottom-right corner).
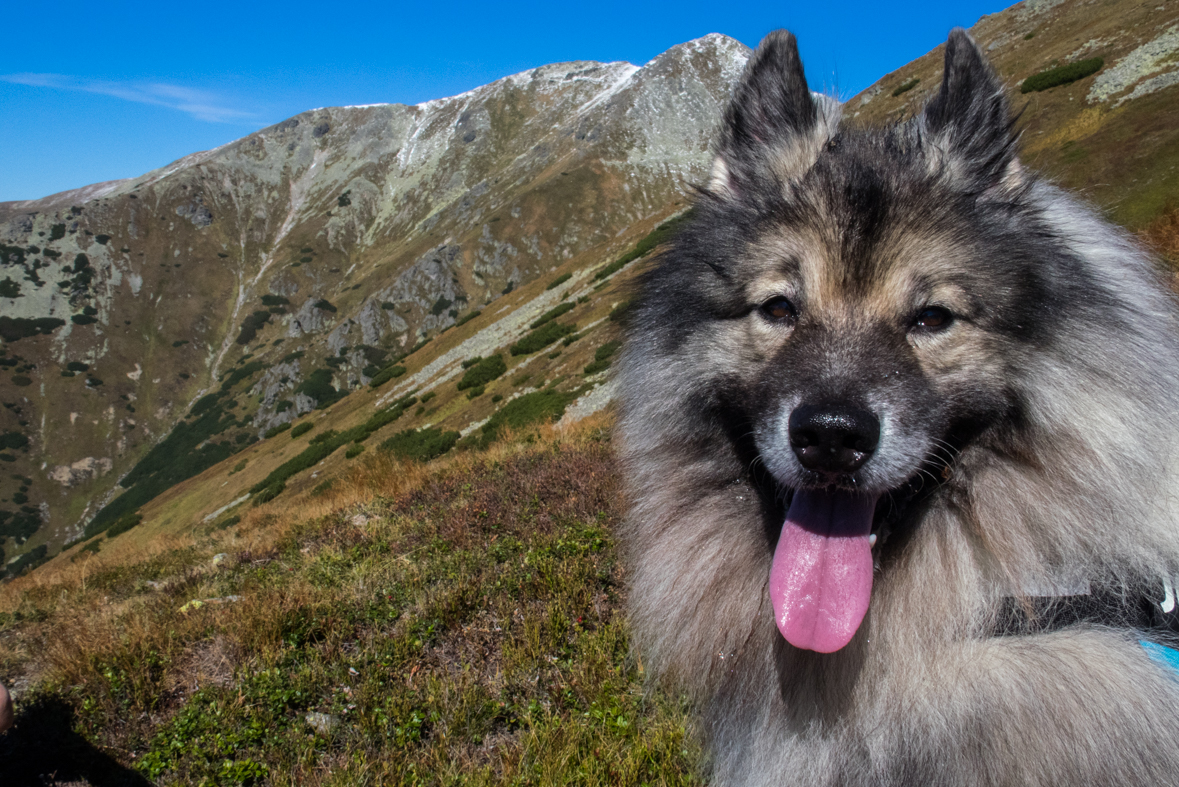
0;33;751;562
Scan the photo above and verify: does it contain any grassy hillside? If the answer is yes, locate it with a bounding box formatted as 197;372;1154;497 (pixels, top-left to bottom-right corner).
0;417;701;785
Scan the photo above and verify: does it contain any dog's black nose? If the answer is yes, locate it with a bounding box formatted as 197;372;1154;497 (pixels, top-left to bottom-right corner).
789;403;880;474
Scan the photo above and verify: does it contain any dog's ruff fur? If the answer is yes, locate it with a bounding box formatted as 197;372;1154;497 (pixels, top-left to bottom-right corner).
618;28;1179;786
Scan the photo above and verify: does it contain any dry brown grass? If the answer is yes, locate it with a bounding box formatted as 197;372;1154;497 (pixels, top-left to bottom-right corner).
0;412;696;786
1141;205;1179;268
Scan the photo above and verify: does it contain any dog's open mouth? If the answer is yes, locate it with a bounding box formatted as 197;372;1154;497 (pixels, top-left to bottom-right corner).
770;489;881;653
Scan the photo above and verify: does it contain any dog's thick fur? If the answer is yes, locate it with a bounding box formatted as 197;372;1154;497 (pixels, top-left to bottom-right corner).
618;29;1179;786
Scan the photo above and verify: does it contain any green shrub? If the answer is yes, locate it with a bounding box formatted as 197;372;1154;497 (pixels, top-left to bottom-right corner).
290;422;314;439
454;310;481;327
546;272;573;290
466;385;485;399
314;299;337;313
282;351;304;363
49;223;66;241
457;354;507;390
345;444;366;459
510;322;577;356
465;389;577;450
583;340;622;375
0;278;20;298
1021;57;1103;93
264;423;291;438
220;360;267;391
295;368;345;408
275;399;294;413
337;190;351;207
379;427;460;462
2;544;48;577
368;364;407;388
593;213;690;281
609;300;633;323
235;311;271;345
308;429;339;445
261;294;289;307
431;296;453;316
420;391;436;403
891;78;920;97
66;361;89;372
530;302;575;329
71;314;97;326
106;513;143;538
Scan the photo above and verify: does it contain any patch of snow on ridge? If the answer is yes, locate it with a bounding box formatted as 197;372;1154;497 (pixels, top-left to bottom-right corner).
574;64;641;116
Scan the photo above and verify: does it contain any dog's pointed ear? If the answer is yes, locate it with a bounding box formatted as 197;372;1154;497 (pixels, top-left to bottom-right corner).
709;30;831;199
922;28;1022;193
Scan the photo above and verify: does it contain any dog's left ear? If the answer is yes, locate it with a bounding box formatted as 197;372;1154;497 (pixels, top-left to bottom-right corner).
709;30;835;200
922;28;1022;193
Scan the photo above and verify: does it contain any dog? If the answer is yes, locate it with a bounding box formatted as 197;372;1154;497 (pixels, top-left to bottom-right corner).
617;28;1179;786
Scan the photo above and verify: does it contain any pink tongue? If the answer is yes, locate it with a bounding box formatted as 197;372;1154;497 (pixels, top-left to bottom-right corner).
770;489;879;653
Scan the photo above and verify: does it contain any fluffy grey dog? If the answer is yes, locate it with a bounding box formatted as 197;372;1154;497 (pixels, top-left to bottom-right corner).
618;28;1179;786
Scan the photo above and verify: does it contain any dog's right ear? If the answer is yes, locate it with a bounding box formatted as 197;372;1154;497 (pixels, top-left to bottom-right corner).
709;31;829;200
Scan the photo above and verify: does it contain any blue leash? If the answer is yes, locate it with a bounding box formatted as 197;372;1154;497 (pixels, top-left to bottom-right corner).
1140;640;1179;675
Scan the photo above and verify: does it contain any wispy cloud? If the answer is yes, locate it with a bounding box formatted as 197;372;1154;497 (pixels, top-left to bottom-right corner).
1;73;259;124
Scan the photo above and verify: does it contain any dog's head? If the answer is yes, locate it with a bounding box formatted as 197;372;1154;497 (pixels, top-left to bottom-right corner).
635;30;1098;653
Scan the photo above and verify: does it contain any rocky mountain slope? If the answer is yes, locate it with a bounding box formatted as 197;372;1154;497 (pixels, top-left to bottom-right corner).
0;34;749;566
3;0;1178;579
849;0;1179;231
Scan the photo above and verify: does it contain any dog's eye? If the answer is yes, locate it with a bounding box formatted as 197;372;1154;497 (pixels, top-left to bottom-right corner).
760;296;797;324
912;306;953;332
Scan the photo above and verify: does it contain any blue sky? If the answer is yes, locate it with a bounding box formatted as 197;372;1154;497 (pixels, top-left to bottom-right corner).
0;0;1013;202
